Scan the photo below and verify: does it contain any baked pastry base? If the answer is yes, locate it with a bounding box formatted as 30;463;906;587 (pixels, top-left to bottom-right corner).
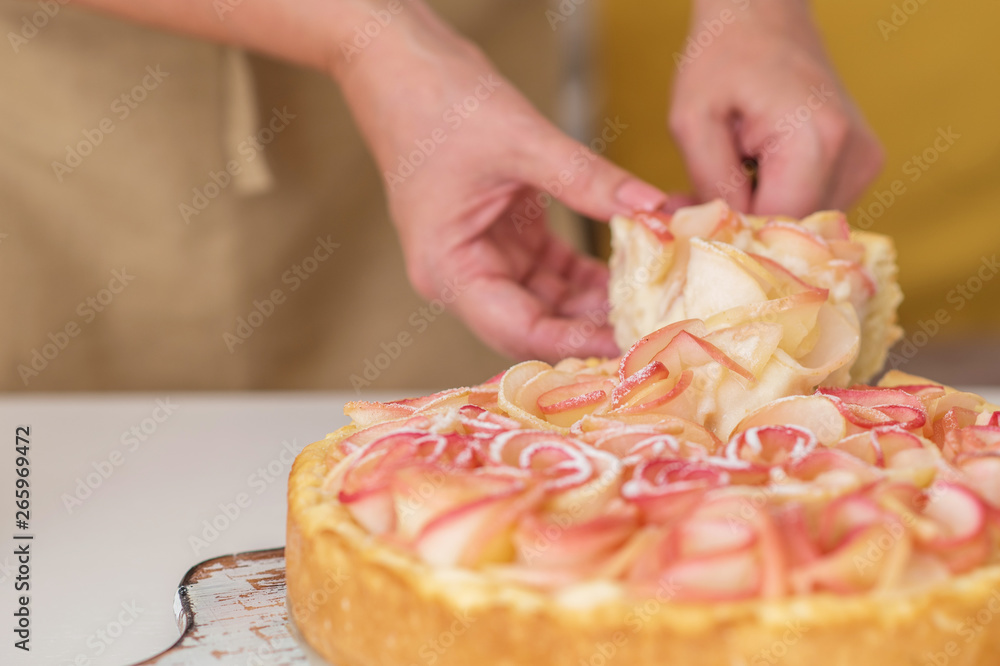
287;427;1000;666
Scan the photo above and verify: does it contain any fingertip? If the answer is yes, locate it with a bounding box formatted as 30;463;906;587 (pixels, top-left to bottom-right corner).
614;179;669;214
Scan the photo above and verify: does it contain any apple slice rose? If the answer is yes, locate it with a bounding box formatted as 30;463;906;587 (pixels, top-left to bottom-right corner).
337;430;482;534
791;490;911;594
916;482;991;573
399;469;544;567
734;394;848;446
956;452;1000;508
630;495;785;600
621;458;729;524
575;414;722;456
511;501;639;572
819;387;928;432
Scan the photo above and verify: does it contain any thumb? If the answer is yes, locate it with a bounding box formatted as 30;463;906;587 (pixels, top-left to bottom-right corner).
519;125;668;221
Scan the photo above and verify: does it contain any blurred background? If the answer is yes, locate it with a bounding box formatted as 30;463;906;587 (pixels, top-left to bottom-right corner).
0;0;997;393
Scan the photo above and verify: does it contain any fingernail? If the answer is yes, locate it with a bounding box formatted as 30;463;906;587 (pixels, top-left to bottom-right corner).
615;180;668;213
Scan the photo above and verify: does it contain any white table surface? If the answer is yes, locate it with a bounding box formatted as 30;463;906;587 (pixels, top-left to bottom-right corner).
2;387;999;666
0;391;406;666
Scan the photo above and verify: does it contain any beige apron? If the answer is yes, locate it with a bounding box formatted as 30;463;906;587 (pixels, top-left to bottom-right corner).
0;0;568;391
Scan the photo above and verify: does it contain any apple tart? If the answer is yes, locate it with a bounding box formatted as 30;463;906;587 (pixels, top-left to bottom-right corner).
287;203;1000;666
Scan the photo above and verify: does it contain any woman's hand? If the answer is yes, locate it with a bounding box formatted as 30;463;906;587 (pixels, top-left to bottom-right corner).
334;6;683;362
669;0;884;217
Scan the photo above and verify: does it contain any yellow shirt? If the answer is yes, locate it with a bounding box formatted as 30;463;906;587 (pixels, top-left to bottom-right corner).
597;0;1000;338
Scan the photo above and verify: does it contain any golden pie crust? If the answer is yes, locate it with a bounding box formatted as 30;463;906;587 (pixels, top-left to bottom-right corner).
287;420;1000;666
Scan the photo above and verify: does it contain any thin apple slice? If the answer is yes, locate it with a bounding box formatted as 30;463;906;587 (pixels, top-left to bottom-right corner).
622;459;729;522
773;503;821;569
799;210;851;242
755;220;834;267
611;370;694;417
619;320;707;381
702;322;784;378
820;387;928;431
809;260;877;313
336;415;433;455
831;431;884;467
668;199;739;239
785;448;880;488
818;492;885;552
748;252;820;297
734;394;847;446
546;447;624;520
957;453;1000;507
413;480;540;567
393;468;525;541
612;361;670;407
487;430;595;492
412;388;477;415
457;406;524;439
514;503;639;569
791;522;908;594
653;331;756;385
683;239;771;320
537;378;614;428
917;482;990;573
673;516;758;558
343;400;416;428
946;425;1000;459
725;425;818;468
498;361;562;431
578;414;722;455
794;302;860;386
705;293;824;361
632;210;675;243
340;431;445;500
619;432;715;465
664;548;763;602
